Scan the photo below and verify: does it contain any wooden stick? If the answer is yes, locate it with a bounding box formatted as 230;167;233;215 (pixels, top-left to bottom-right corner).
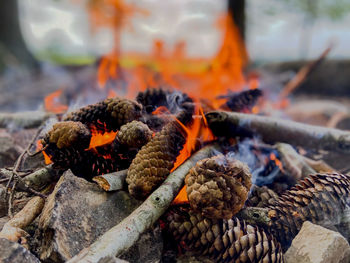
0;196;45;242
206;111;350;154
276;143;315;180
280;45;332;98
0;165;56;191
0;111;53;129
68;144;220;263
92;170;127;191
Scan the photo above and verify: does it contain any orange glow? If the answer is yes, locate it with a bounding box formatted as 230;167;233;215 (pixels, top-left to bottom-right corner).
251;106;259;114
87;130;118;150
107;89;117;98
173;185;188;204
44;90;68;114
152;106;170;115
36;140;53;165
171;104;215;173
270;153;283;171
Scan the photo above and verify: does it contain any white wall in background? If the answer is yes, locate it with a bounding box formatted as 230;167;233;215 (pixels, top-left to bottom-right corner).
18;0;226;59
246;0;350;61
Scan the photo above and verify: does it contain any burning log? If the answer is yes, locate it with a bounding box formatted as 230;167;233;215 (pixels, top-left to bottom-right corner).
185;155;252;219
67;144;220;263
0;196;44;243
206;111;350;154
164;205;283;263
117;120;152;148
219;88;263;112
126;121;187;199
267;173;350;251
92;169;127;191
64;97;142;132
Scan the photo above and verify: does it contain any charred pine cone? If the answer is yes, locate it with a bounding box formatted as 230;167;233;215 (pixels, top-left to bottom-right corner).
117;121;153;148
268;173;350;250
126;121;187;199
136;88;170;113
64;97;142;132
164;206;283;263
220;89;263;112
185;155;252;220
247;185;278;208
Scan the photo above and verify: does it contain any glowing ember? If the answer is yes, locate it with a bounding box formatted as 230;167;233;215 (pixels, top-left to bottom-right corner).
36;140;53;165
270;153;283;171
173;185;188;204
88;130;118;150
44;89;68;114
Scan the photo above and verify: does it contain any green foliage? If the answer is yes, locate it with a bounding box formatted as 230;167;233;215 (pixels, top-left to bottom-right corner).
270;0;350;21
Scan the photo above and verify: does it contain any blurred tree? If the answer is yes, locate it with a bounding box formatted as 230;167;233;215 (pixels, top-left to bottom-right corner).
0;0;39;71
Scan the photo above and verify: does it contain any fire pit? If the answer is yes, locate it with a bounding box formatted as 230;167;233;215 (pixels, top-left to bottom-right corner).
1;1;350;263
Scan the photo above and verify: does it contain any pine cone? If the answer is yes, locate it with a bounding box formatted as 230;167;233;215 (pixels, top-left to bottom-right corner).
117;121;152;148
136;88;170;113
126;121;187;199
164;206;283;263
64;97;142;132
221;89;263;112
185;155;252;220
248;185;278;208
42;121;91;150
268;173;350;250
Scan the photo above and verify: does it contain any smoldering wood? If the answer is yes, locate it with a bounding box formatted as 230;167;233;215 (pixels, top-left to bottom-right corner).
206;111;350;154
0;196;45;242
67;144;221;263
92;170;128;191
0;111;54;129
276;143;315;180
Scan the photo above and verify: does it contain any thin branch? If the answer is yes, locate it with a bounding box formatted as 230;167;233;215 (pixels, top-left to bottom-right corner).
92;170;128;191
206;111;350;154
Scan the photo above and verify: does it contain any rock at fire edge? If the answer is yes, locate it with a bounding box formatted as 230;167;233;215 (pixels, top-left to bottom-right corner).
0;238;40;263
285;221;350;263
38;170;163;263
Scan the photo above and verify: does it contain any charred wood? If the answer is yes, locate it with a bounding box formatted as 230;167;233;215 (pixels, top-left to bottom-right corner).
206;111;350;154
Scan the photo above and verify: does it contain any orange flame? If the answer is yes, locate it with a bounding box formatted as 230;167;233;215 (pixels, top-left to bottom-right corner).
36;140;53;165
171;105;215;205
87;129;118;150
270;153;284;172
44;90;68;114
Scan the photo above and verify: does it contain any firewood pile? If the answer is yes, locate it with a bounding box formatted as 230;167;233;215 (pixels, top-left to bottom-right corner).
1;86;350;263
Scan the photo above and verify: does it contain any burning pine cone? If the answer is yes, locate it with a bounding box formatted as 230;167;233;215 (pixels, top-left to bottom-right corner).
126;121;187;199
117;121;153;148
185;155;252;219
247;185;278;208
268;173;350;250
220;89;263;112
64;97;142;132
136;88;170;113
164;206;283;263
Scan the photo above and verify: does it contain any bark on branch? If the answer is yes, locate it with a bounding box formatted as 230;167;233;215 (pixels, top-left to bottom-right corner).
68;144;221;263
206;111;350;154
92;170;127;191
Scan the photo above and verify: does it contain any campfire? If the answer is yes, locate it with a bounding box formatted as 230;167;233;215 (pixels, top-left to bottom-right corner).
1;1;350;263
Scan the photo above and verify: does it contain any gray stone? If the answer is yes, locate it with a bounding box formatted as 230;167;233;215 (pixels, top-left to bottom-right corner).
285;221;350;263
38;170;163;263
0;238;40;263
0;130;22;168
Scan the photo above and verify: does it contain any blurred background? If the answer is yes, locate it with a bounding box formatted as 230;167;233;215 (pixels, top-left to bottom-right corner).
1;0;350;112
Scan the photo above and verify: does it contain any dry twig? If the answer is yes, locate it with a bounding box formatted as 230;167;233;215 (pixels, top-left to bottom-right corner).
206;111;350;154
0;196;45;243
92;170;128;191
68;144;220;263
